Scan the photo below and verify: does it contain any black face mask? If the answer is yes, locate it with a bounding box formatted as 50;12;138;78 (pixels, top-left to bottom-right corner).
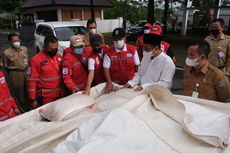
47;48;58;57
211;29;220;37
93;47;102;53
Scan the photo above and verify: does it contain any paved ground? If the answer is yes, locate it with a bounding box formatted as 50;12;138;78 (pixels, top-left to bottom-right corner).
0;34;183;94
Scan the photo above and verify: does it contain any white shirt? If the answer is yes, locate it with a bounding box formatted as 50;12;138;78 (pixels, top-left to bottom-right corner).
128;52;175;89
103;44;140;68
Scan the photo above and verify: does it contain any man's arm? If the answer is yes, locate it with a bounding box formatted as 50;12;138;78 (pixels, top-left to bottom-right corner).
103;54;113;93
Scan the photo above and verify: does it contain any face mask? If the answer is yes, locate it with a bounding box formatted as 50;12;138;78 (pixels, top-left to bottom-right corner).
12;41;20;49
89;28;97;35
93;47;102;53
47;48;58;57
185;57;199;67
144;29;150;34
74;48;84;55
212;29;220;36
114;39;124;50
143;50;152;57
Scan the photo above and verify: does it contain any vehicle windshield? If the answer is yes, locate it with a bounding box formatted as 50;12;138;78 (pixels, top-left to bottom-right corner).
54;26;87;41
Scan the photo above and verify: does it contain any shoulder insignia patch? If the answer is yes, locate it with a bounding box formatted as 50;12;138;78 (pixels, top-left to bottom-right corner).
0;77;6;84
62;67;69;75
26;66;32;75
218;80;227;88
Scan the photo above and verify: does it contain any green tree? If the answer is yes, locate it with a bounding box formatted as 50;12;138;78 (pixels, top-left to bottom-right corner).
0;0;23;29
104;0;148;24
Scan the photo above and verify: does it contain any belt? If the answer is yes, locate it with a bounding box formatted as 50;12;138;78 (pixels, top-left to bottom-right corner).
8;69;25;72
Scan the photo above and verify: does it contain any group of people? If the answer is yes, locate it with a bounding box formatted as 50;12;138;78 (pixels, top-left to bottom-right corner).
0;18;230;122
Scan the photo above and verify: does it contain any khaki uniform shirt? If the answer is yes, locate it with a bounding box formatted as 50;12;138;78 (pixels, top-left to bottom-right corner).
183;62;230;102
204;34;230;70
2;46;29;71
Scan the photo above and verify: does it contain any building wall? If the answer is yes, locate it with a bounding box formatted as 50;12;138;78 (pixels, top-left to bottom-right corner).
29;6;104;21
61;9;101;21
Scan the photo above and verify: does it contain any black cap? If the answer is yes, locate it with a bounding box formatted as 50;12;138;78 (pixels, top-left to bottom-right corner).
143;33;162;46
112;28;126;38
90;34;103;45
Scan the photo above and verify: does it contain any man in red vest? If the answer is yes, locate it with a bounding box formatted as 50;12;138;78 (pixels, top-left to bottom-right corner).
0;58;19;121
27;36;65;108
62;35;89;94
83;34;109;95
103;28;140;93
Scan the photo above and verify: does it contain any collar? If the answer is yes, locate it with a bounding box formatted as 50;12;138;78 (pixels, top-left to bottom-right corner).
211;33;225;40
115;44;127;52
11;46;22;51
189;62;209;75
200;62;209;74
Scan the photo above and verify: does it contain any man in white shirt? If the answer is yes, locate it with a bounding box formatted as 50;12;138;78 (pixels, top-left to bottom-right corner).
126;32;175;91
103;28;140;93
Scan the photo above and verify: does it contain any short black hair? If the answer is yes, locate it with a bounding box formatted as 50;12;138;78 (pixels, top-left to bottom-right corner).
189;40;210;58
212;18;225;27
8;33;20;41
87;19;96;28
44;35;58;46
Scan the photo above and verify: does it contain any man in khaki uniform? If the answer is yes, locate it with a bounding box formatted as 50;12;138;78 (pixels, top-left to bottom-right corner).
2;33;29;112
183;41;230;102
204;18;230;74
84;19;104;47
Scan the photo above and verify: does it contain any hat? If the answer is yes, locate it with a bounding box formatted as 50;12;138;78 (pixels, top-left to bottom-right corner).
70;35;84;47
150;25;162;35
90;34;103;45
112;28;126;38
143;33;162;46
144;23;152;28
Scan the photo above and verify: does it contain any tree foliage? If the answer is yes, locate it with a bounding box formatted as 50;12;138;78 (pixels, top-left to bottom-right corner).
0;0;23;13
104;0;148;24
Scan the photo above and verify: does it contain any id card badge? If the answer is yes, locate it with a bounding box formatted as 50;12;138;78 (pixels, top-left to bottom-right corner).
192;91;199;98
218;52;225;58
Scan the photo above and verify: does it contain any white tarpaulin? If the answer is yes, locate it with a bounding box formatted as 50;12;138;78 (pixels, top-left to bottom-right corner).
0;83;230;153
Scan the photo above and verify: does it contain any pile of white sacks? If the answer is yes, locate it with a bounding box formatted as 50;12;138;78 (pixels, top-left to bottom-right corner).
0;83;230;153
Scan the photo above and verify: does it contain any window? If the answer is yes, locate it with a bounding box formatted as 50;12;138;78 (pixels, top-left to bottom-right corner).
54;26;87;41
36;25;54;37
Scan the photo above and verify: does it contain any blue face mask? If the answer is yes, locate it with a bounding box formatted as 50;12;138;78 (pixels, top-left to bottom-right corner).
74;48;84;55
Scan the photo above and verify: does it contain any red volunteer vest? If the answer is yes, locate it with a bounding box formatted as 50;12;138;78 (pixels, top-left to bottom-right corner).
107;45;136;85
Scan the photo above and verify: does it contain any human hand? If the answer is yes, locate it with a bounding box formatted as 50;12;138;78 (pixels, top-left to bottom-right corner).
134;85;143;91
72;86;80;93
31;100;38;109
105;82;113;94
83;88;90;95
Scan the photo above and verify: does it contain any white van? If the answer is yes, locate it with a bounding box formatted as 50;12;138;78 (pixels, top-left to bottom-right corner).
34;22;87;55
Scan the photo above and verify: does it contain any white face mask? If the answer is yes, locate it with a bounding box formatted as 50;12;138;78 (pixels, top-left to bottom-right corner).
12;41;20;48
185;57;199;67
89;28;97;35
144;29;150;34
114;39;125;50
143;50;152;57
